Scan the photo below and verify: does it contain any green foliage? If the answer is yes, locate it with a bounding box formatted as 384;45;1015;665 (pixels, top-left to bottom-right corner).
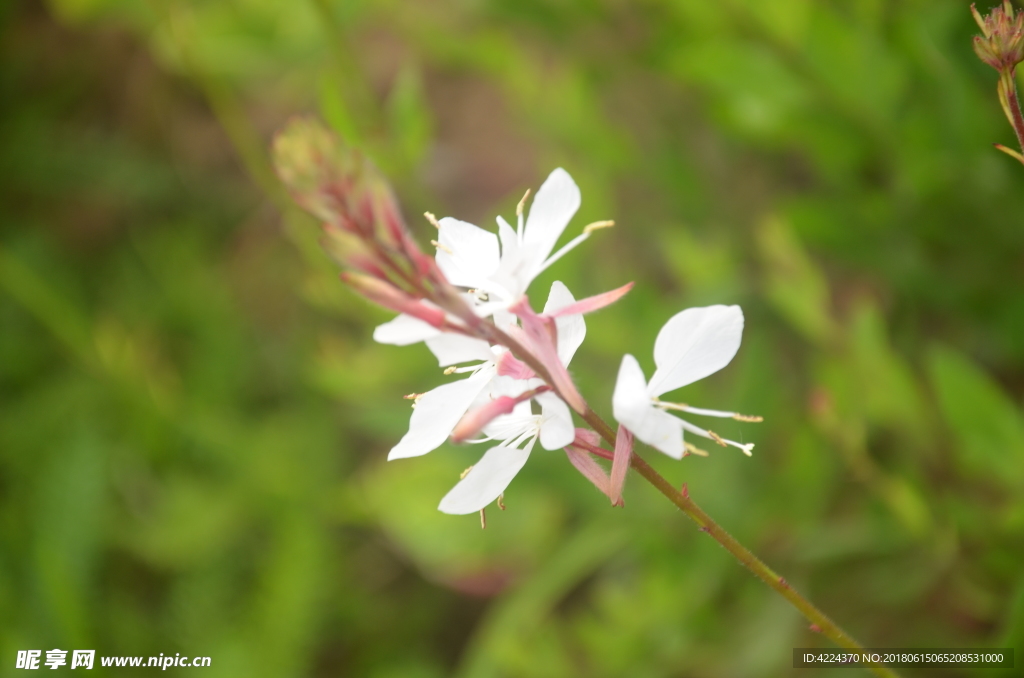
2;0;1024;675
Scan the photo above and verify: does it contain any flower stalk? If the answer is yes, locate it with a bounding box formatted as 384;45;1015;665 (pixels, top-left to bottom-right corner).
972;1;1024;164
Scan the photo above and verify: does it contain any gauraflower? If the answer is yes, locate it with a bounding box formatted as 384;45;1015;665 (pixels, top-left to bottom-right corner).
612;305;760;460
373;168;611;346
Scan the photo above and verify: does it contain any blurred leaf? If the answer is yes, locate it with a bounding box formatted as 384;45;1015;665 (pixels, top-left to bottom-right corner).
755;215;837;344
848;300;931;445
927;345;1024;487
387;63;432;172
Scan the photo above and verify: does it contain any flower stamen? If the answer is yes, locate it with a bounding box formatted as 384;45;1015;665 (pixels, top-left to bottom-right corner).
583;219;615;234
431;239;453;254
516;188;530;239
424;211;440;229
535;220;615;277
684;442;710;457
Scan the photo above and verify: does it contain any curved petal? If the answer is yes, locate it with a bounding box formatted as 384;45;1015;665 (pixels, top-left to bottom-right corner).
543;281;585;367
388;371;491;460
490;241;540;300
646;305;744;397
373;313;440;345
612;354;684;459
437;439;535;514
436;218;500;288
425;333;495;367
496;215;520;258
537;391;575;450
523;168;581;265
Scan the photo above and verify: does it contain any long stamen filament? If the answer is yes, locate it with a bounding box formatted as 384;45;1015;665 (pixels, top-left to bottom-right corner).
654;398;763;422
536;220;615;278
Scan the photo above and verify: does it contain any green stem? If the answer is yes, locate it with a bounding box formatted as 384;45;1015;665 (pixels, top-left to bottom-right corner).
1000;70;1024;161
576;406;899;678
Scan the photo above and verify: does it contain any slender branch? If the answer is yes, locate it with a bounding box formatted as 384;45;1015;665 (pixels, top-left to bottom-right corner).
574;405;899;678
999;70;1024;160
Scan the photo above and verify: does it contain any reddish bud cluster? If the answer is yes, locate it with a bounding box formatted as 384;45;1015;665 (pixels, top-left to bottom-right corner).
272;117;474;326
973;1;1024;72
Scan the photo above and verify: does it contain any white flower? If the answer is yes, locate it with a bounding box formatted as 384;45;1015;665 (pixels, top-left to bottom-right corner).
438;390;574;515
387;281;585;462
372;168;607;346
612;305;759;459
436;167;610;311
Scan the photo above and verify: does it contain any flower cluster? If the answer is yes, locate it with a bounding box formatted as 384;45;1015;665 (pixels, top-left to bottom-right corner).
273;118;761;520
973;1;1024;73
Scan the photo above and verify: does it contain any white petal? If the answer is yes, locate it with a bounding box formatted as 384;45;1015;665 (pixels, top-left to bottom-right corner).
537;391;575;450
496;215;520;257
388;371;491;460
373;313;441;345
436;218;500;288
523;168;581;265
482;398;535;440
437;440;535;514
492;309;518;332
425;333;495;367
646;305;744;397
612;354;684;459
543;281;585;367
490;241;541;300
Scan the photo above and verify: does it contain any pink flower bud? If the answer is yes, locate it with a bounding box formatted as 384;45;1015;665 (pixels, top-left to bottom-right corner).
341;273;447;328
451;396;518;443
496;352;536;380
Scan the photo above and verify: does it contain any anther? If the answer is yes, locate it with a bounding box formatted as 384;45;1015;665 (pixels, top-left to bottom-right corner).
403;392;424;400
424;212;440;229
431;239;452;254
707;430;728;447
583;220;615;234
497;494;506;511
732;413;764;422
684;442;709;457
460;465;474;480
479;508;487;529
516;189;531;217
443;366;458;375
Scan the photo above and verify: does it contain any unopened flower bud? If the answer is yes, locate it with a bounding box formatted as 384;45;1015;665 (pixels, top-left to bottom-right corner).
451;397;518;443
972;1;1024;72
341;273;447;328
273;117;416;264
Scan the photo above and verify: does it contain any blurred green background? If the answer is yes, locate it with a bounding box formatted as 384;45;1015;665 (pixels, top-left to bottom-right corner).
2;0;1023;675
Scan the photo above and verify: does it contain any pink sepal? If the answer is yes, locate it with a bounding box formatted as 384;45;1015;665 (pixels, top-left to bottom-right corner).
547;282;634;318
565;445;613;501
609;426;634;507
508;296;585;412
496;352;536;380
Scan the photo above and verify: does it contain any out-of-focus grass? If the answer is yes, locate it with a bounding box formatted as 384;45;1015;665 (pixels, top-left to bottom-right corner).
1;0;1023;676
